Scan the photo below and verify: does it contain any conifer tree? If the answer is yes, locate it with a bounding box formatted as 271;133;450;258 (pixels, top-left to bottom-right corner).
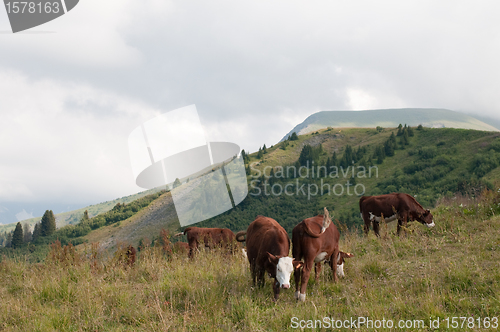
82;210;90;222
23;222;32;243
40;210;56;237
325;157;331;177
257;147;263;159
332;151;338;166
397;124;403;136
173;178;182;188
269;168;275;186
11;222;23;249
262;144;267;154
32;222;41;242
290;132;299;141
6;232;12;248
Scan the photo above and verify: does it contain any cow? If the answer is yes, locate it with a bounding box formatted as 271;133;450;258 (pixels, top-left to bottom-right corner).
174;227;236;258
359;193;435;236
125;245;136;267
236;216;303;301
173;241;190;254
292;208;354;302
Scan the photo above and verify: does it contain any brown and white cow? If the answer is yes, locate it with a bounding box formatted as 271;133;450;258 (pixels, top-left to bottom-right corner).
174;227;236;258
292;208;354;302
360;193;435;236
236;216;303;301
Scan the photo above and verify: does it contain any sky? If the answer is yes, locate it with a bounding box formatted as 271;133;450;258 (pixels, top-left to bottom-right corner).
1;1;500;223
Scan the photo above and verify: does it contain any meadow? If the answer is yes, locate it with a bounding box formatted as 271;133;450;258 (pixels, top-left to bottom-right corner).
1;190;500;331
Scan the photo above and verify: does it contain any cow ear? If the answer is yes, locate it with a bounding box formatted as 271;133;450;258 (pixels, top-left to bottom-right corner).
292;260;303;270
267;252;278;265
341;251;354;259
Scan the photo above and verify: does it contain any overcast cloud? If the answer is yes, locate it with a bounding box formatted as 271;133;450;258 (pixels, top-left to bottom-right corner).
1;0;499;222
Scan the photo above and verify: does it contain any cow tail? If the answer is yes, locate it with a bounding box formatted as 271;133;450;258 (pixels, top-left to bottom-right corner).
302;222;323;238
235;231;247;242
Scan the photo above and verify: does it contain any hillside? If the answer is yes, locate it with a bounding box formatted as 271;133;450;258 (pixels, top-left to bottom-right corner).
3;125;499;254
0;187;165;234
1;189;499;331
196;126;500;236
281;108;499;140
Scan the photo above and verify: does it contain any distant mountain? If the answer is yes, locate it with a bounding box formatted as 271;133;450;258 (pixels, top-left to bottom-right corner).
281;108;499;141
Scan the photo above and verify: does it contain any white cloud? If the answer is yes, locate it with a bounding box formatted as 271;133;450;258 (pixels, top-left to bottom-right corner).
1;0;500;213
0;69;161;203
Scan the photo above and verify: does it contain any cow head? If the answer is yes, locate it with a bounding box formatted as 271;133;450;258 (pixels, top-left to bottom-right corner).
418;209;435;228
336;251;354;278
268;252;303;289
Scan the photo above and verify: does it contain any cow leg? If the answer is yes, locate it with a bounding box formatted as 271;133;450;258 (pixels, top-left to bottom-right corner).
257;269;265;288
373;220;380;237
397;219;402;236
298;263;312;302
251;263;257;286
314;262;322;281
294;266;301;300
272;280;280;301
332;249;339;282
362;212;371;235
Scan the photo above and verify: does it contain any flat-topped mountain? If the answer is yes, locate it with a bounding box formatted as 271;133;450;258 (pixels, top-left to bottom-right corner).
282;108;499;141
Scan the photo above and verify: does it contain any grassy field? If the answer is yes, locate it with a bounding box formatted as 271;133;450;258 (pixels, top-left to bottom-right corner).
1;189;499;331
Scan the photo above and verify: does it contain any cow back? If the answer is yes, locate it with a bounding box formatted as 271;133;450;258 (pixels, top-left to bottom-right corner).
292;215;340;261
246;216;290;270
360;193;425;217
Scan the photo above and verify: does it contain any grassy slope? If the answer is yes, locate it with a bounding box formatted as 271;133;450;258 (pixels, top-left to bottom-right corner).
79;191;180;252
1;192;499;331
4;126;498;257
196;126;500;236
75;126;500;249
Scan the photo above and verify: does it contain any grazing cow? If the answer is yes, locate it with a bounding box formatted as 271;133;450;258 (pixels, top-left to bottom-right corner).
125;245;136;267
360;193;435;236
292;208;353;302
236;216;303;301
173;242;190;254
174;227;236;258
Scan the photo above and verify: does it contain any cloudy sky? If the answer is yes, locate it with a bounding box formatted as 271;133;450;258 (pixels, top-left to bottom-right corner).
1;0;500;223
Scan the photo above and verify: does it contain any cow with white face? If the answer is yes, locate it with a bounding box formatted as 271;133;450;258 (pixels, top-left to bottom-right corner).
236;216;303;300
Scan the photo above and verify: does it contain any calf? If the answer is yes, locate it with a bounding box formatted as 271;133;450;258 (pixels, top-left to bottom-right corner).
236;216;303;300
175;227;236;258
125;245;136;267
292;208;353;302
360;193;435;236
173;242;190;255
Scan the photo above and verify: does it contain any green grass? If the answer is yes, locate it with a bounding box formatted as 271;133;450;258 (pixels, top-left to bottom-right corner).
1;190;500;331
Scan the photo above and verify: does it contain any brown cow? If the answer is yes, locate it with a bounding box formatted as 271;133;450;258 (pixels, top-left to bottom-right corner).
173;242;190;254
125;245;136;267
236;216;303;301
360;193;435;236
292;208;354;302
175;227;236;258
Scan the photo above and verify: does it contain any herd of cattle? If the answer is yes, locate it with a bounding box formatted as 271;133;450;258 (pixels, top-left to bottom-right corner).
168;193;435;301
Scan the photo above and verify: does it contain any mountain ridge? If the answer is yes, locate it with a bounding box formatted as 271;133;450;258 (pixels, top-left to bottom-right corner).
281;108;499;141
